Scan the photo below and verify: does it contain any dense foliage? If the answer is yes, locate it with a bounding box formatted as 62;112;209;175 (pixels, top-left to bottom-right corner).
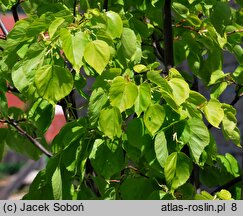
0;0;243;200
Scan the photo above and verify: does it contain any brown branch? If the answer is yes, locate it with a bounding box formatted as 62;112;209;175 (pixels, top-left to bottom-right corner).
7;118;53;158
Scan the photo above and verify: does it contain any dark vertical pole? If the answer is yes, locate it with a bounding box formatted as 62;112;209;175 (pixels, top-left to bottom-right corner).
163;0;174;73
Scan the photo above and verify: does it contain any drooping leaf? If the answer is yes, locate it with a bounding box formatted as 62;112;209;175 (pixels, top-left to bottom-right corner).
98;107;122;139
134;83;151;117
109;76;138;112
84;40;110;74
181;118;210;163
164;152;192;191
144;104;165;136
60;29;89;72
203;99;224;128
154;130;168;168
35;65;74;103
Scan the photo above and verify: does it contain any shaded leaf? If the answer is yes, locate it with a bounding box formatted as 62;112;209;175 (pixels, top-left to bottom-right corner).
154;130;168;168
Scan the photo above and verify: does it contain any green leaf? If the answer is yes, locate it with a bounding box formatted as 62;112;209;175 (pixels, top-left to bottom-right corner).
109;76;138;112
195;191;214;200
154;130;168;168
168;78;190;106
35;65;74;103
0;92;8;117
60;29;89;72
144;104;165;136
181;118;210;163
203;99;224;128
217;153;240;177
51;119;86;153
222;104;241;147
28;99;54;132
216;189;233;200
147;71;178;110
52;166;62;200
84;40;110;75
120;178;156;200
208;70;228;86
106;11;123;39
211;2;231;35
186;91;207;107
233;65;243;84
88;88;108;126
98;107;122;139
49;17;65;39
172;2;189;17
90;139;124;179
126;118;146;151
120;28;137;58
134;83;151;117
164;152;192;191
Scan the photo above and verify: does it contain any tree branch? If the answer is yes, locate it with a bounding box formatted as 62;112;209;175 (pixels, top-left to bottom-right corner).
11;2;20;22
163;0;174;73
211;176;242;195
6;118;53;158
103;0;108;11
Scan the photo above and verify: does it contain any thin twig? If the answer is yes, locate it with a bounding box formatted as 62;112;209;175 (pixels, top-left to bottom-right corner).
227;29;243;36
7;118;53;158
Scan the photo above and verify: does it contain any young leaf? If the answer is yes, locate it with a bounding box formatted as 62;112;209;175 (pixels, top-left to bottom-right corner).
49;17;65;39
203;99;224;128
98;107;122;139
164;152;192;191
106;11;123;39
35;65;74;103
154;130;168;168
181;118;210;164
60;29;89;72
134;83;151;117
144;104;165;136
84;40;110;74
109;76;138;112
